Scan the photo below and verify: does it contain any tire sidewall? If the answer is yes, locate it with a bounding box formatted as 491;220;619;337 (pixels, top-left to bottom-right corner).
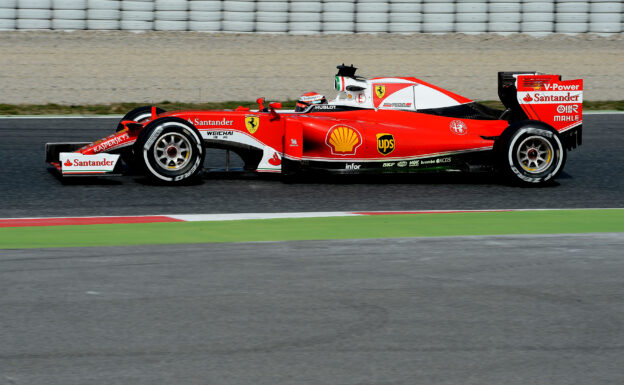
137;118;204;183
501;124;566;184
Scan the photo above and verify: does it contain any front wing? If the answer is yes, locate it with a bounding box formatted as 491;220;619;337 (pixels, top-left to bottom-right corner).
46;142;123;177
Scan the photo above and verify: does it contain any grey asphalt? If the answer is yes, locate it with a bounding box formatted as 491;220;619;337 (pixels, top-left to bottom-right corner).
1;233;624;385
0;114;623;218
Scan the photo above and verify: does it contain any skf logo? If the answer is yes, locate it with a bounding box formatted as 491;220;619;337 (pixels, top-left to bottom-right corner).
245;116;259;134
375;85;386;99
376;133;395;155
326;125;362;156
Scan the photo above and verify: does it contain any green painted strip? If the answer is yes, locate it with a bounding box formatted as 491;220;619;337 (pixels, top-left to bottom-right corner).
0;209;622;249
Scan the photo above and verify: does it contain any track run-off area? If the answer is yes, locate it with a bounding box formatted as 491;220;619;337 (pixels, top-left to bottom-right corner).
1;114;623;385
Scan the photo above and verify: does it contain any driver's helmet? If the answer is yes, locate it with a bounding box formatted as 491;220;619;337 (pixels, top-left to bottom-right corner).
295;92;327;112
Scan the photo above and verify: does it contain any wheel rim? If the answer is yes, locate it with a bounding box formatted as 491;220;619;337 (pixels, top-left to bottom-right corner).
516;135;554;173
153;133;192;170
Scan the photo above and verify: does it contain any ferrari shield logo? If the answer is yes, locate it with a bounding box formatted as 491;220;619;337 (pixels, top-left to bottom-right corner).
245;116;259;134
375;85;386;99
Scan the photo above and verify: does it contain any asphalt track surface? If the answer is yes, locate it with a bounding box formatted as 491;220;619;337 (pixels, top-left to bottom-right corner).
2;234;624;385
0;114;623;218
1;116;624;385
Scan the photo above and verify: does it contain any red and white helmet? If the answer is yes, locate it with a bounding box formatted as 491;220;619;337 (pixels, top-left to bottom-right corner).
295;92;327;111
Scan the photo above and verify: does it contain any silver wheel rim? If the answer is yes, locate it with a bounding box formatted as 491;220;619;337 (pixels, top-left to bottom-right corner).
516;135;554;173
153;132;192;170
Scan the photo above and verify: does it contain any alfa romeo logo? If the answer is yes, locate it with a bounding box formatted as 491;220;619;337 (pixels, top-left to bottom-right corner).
449;120;468;135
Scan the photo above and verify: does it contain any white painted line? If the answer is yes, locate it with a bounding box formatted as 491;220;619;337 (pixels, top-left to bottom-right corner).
168;212;361;222
2;208;621;224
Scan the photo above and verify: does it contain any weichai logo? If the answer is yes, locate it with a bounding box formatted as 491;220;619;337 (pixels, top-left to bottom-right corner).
376;133;395;155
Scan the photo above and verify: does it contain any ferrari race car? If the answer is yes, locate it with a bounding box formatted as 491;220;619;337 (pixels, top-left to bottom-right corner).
46;65;583;185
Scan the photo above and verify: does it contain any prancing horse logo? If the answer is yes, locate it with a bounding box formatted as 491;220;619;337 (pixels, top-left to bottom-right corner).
245;116;259;134
375;85;386;99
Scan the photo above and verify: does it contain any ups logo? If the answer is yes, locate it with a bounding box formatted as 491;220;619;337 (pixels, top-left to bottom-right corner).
376;133;395;155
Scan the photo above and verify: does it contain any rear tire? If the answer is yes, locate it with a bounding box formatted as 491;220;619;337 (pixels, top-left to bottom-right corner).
497;123;566;185
135;118;205;184
116;106;165;170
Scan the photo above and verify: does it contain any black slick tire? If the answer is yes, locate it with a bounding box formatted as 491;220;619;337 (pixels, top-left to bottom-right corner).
496;122;566;185
115;106;166;170
134;117;205;184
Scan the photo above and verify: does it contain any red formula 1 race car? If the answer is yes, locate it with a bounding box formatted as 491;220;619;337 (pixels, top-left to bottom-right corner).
46;65;583;185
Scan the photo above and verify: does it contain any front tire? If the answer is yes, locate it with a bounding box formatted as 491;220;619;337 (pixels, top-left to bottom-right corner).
116;106;166;170
135;118;205;184
497;123;566;185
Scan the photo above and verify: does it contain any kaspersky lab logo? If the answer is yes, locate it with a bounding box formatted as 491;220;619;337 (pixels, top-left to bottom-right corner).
377;133;395;155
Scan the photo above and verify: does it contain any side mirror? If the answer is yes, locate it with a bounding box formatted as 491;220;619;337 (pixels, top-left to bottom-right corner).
121;120;144;131
256;97;265;110
269;102;281;121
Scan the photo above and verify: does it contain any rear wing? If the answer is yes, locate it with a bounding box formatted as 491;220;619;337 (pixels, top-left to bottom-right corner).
498;71;583;149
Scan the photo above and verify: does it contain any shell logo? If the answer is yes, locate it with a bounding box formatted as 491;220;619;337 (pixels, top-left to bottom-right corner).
326;125;362;156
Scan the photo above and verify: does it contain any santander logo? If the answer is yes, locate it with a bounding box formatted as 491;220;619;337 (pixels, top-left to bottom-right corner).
268;152;281;166
523;94;533;102
64;159;72;167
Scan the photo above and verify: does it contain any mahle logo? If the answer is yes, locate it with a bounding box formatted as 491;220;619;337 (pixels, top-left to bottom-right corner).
376;133;395;155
